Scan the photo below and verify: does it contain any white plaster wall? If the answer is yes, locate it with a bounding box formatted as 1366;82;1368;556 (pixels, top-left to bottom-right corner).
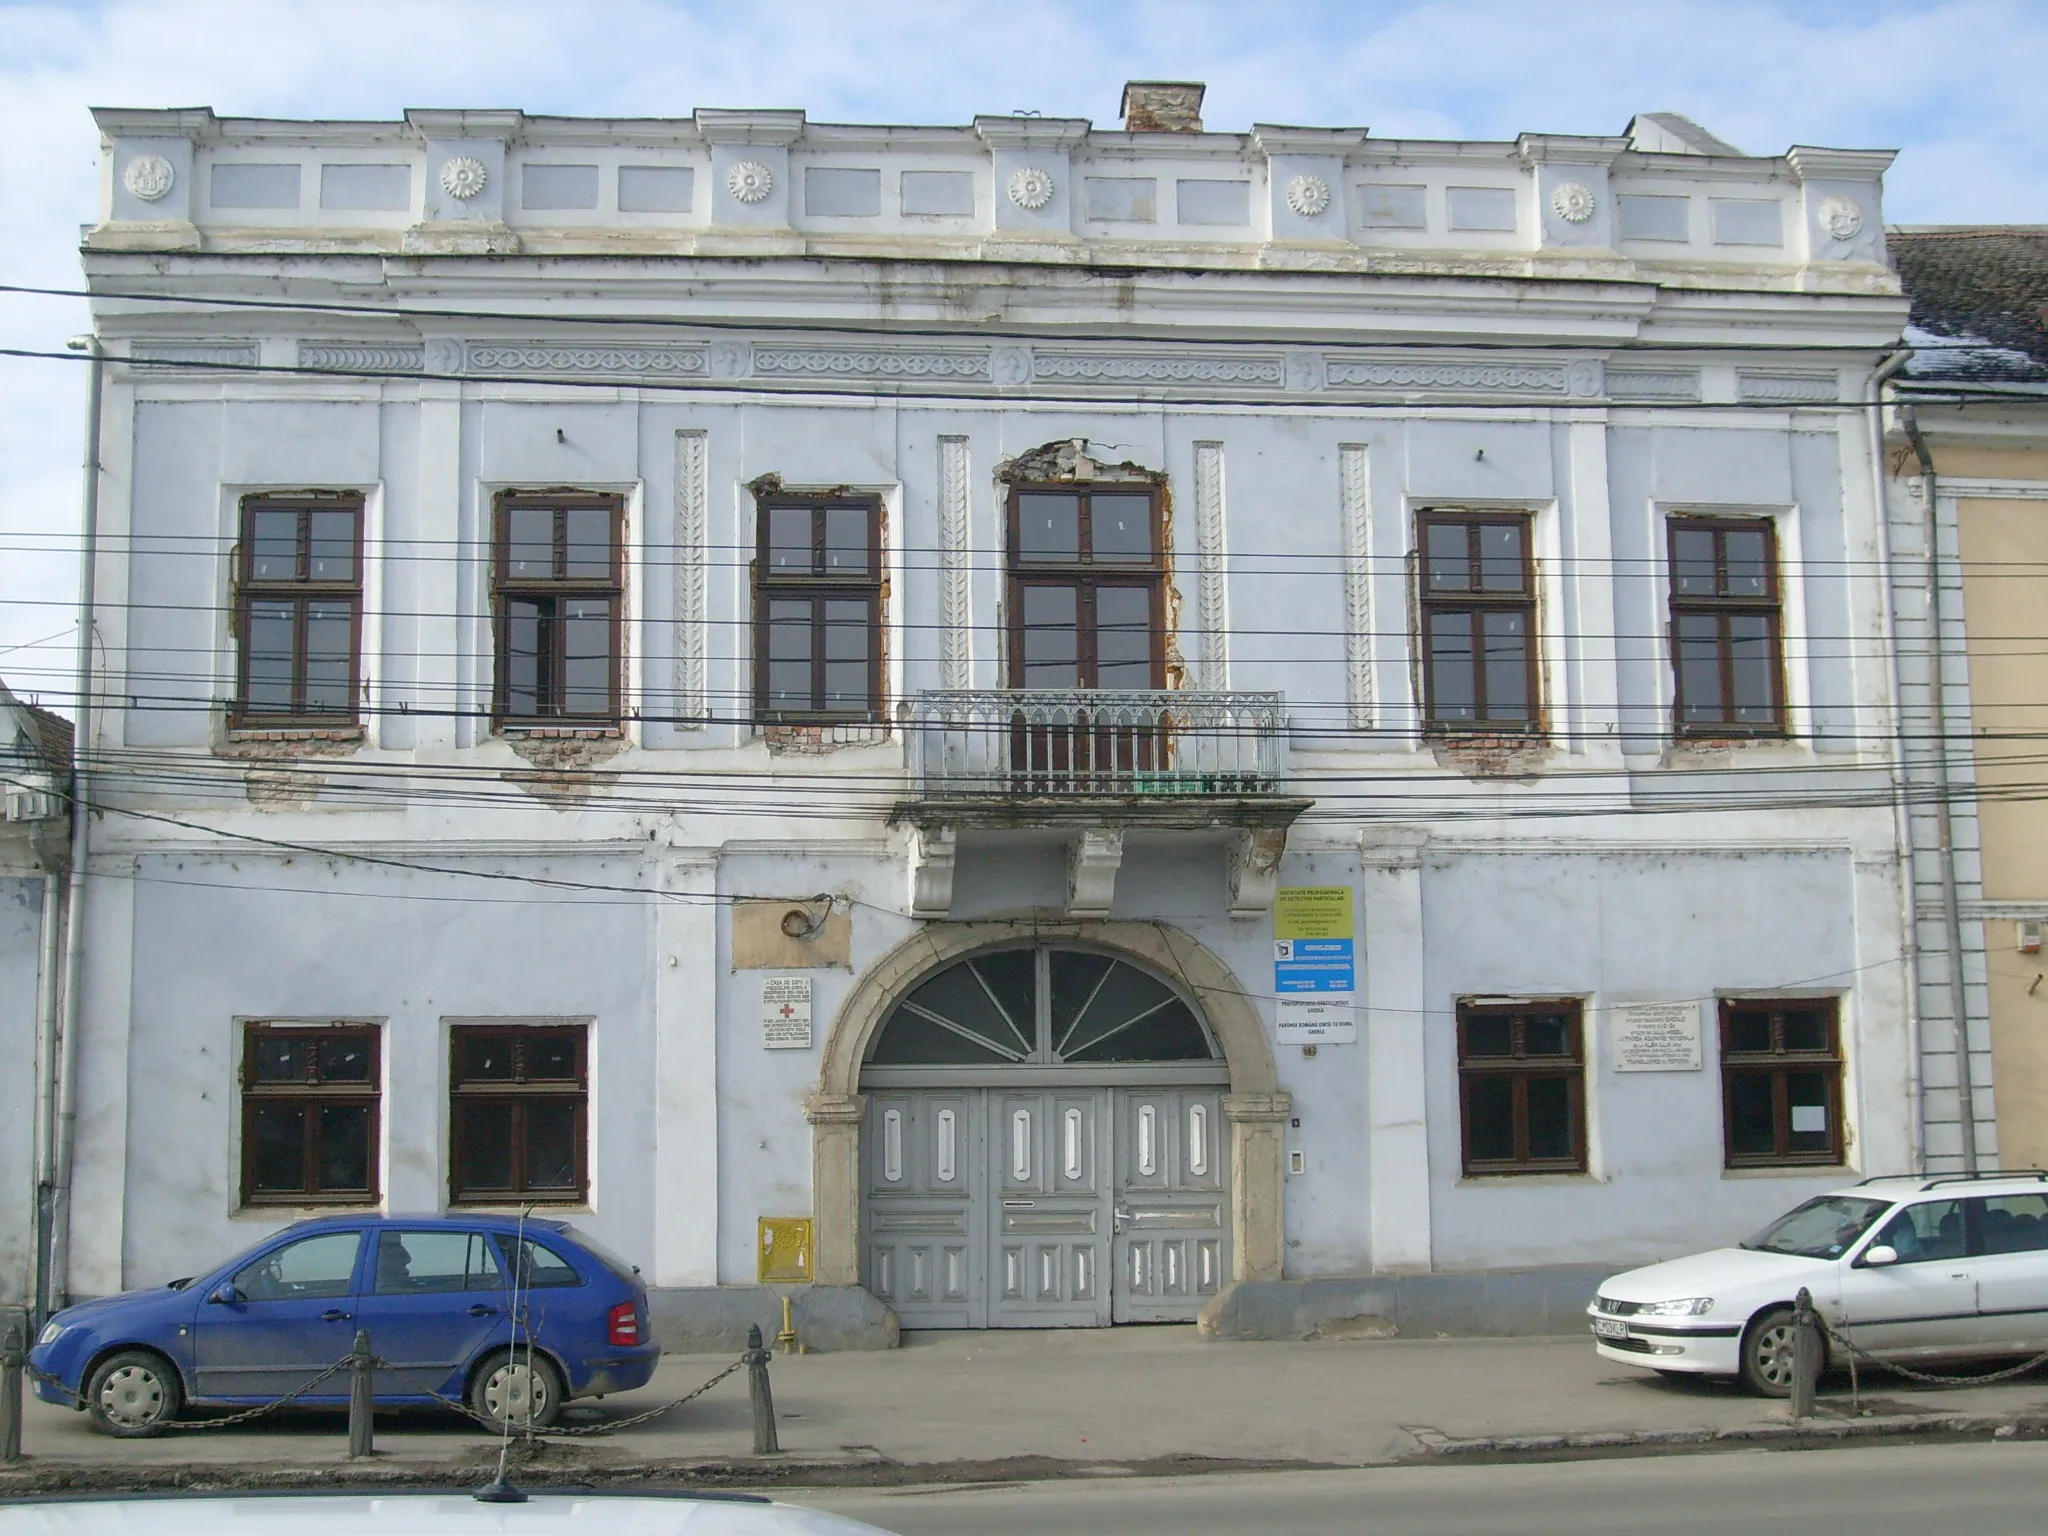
0;877;44;1304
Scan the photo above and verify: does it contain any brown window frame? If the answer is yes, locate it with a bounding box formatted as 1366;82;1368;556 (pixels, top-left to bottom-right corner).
1456;999;1587;1175
231;493;365;729
239;1022;381;1207
1005;484;1167;691
1667;515;1787;736
1415;509;1540;734
448;1024;590;1205
752;493;886;723
1719;998;1844;1168
490;491;625;726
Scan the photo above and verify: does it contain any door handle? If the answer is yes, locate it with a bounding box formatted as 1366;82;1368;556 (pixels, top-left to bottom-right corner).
320;1309;350;1322
467;1304;500;1317
1114;1207;1134;1233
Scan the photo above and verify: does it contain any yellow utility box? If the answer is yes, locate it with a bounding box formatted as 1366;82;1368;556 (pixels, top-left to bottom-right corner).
757;1217;813;1283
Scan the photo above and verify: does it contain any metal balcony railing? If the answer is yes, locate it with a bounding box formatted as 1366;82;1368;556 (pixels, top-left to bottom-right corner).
911;689;1287;798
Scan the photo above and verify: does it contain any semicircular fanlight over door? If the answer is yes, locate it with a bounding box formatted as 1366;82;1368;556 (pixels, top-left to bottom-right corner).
866;945;1218;1066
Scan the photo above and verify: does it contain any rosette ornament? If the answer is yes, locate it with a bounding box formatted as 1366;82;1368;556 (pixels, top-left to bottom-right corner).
1551;182;1597;224
1006;167;1055;211
439;156;489;200
1284;175;1331;218
726;160;775;204
123;154;176;202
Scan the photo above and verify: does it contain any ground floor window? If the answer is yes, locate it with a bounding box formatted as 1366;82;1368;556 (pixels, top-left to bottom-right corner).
1456;999;1586;1175
1720;998;1843;1167
240;1022;380;1205
449;1023;589;1203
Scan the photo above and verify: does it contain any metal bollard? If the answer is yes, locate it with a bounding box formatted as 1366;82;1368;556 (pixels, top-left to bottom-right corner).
1;1323;23;1464
745;1323;780;1455
347;1329;375;1459
1790;1288;1820;1420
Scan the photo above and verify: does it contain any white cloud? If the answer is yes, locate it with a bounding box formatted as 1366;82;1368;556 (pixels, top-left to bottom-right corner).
2;0;2042;670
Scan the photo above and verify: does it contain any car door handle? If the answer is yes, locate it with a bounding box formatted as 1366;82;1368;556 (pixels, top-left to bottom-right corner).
321;1309;350;1322
467;1304;500;1317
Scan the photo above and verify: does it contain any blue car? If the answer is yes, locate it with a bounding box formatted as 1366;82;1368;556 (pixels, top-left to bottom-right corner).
29;1214;659;1437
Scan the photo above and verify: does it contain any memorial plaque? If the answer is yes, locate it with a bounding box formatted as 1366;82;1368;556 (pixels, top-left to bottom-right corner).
1612;1001;1702;1071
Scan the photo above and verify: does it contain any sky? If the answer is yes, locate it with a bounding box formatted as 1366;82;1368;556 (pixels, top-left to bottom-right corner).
3;0;2045;699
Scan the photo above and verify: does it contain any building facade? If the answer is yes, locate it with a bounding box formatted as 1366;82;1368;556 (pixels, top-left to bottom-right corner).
63;85;1920;1339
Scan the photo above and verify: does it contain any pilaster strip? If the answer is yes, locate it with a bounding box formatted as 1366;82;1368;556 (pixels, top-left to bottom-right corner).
938;436;972;691
674;429;709;728
1193;441;1229;689
1339;443;1373;728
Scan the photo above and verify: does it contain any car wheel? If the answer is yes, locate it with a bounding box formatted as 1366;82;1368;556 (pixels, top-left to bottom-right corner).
86;1350;184;1438
468;1349;564;1432
1740;1306;1801;1398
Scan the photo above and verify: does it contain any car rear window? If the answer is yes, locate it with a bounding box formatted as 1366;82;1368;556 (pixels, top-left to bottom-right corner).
495;1235;584;1289
559;1224;640;1281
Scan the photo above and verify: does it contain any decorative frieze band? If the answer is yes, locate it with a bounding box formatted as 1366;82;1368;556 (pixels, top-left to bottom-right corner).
1737;371;1838;403
751;348;988;379
298;344;425;373
465;343;709;377
128;342;260;370
1033;351;1286;386
1607;368;1701;401
1323;359;1569;394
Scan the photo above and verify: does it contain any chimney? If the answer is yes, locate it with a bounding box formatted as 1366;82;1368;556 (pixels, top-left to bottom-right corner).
1120;81;1206;133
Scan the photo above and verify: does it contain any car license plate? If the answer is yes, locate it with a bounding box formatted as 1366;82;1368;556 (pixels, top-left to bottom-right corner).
1592;1318;1630;1340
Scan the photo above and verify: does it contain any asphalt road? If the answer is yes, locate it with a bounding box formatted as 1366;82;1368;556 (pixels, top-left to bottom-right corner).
797;1442;2048;1535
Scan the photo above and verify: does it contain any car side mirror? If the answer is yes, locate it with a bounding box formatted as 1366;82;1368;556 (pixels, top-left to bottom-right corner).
208;1283;242;1304
1861;1245;1898;1267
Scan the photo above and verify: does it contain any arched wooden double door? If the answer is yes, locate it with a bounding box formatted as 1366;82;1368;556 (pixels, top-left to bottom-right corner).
858;943;1230;1327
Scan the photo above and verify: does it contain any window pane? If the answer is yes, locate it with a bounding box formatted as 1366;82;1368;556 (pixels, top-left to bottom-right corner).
767;598;815;710
561;598;612;715
254;1033;309;1083
505;506;555;579
1676;613;1723;724
504;599;544;718
250;509;300;581
467;1233;506;1288
303;603;354;713
508;1238;582;1287
1057;955;1175;1058
1726;1071;1776;1156
375;1231;471;1294
1525;1076;1574;1161
1980;1195;2048;1254
307;509;356;582
1781;1008;1829;1053
1094;586;1153;688
1018;493;1080;561
456;1102;515;1190
1049;951;1115;1055
317;1035;371;1082
1728;614;1776;724
1090;494;1152;562
245;600;297;714
1522;1013;1572;1057
1724;527;1769;597
249;1103;306;1192
1480;610;1530;721
524;1102;580;1190
236;1232;360;1302
1465;1076;1515;1163
564;505;613;578
1672;525;1717;597
1064;997;1212;1062
823;600;871;710
458;1034;516;1082
1021;585;1079;688
1426;611;1476;721
1425;523;1470;591
824;506;870;573
768;506;814;573
1784;1071;1832;1154
1877;1199;1964;1263
1463;1015;1513;1057
1725;1009;1773;1055
1479;523;1525;592
525;1033;581;1081
317;1104;372;1192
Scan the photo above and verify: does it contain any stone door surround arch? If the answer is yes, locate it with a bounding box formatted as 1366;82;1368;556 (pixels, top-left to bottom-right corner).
806;919;1290;1289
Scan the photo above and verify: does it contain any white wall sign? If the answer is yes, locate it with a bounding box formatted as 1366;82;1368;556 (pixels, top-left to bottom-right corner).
762;974;813;1050
1612;1001;1703;1072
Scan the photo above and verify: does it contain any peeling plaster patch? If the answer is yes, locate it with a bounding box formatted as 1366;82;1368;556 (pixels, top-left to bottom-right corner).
1429;736;1554;781
243;769;326;808
994;438;1167;487
502;730;625;808
764;723;889;755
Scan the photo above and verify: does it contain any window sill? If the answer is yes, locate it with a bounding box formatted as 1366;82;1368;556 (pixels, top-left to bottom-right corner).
1456;1171;1602;1187
1722;1163;1852;1179
233;1200;380;1219
499;725;624;740
450;1201;594;1215
226;725;365;743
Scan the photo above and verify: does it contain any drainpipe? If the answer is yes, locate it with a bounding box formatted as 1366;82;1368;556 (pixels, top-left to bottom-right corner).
1866;348;1924;1173
29;848;61;1328
49;334;104;1308
1900;403;1979;1173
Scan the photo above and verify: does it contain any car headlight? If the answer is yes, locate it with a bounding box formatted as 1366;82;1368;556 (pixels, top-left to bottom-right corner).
1634;1297;1714;1317
35;1322;65;1347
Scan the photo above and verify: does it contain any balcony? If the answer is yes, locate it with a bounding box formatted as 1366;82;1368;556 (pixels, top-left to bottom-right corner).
897;689;1309;921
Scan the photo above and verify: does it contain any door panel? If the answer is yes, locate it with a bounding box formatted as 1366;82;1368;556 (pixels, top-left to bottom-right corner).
1834;1199;1978;1357
191;1230;365;1400
354;1228;511;1398
864;1091;983;1327
1969;1194;2048;1351
989;1090;1112;1326
1113;1089;1229;1323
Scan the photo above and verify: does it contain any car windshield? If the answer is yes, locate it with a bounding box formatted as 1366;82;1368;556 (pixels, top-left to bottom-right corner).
1742;1195;1893;1258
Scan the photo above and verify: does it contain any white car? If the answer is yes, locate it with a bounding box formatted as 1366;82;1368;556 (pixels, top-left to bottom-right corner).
0;1492;890;1535
1589;1172;2048;1396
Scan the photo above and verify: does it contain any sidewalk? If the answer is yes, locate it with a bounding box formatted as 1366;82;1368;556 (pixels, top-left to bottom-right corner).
9;1329;2048;1486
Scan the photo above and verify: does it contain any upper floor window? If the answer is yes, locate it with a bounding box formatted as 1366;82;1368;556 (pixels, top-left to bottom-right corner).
1007;486;1164;691
234;494;363;727
1417;510;1537;731
754;493;884;721
492;492;623;725
1669;516;1784;735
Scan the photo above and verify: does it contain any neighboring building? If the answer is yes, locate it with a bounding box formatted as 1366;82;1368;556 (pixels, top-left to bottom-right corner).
62;85;1918;1339
1886;227;2048;1173
1;679;72;1313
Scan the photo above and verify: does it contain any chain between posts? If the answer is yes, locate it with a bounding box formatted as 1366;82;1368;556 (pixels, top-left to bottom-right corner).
1818;1315;2048;1389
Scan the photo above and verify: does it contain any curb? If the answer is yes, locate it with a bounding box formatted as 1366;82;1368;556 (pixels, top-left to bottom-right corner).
1403;1410;2048;1459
